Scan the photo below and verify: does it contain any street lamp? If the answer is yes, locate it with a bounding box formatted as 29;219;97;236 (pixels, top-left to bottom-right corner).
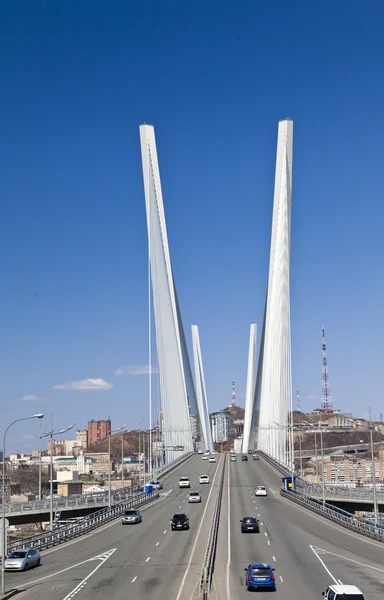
108;424;127;508
2;413;44;595
45;424;75;531
39;430;52;501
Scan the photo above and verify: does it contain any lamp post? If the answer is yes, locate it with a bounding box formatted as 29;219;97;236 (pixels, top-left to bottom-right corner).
2;413;44;595
39;430;52;501
319;419;326;505
369;407;378;526
108;424;127;508
46;424;75;531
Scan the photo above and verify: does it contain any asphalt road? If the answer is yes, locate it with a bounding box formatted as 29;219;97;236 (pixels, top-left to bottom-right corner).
213;454;384;599
5;454;221;600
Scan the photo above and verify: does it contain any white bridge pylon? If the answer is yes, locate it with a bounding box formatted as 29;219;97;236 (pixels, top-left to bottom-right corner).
139;124;208;463
250;119;293;464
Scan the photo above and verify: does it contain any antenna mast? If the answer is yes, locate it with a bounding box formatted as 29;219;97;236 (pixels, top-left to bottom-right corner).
321;326;333;413
231;381;236;407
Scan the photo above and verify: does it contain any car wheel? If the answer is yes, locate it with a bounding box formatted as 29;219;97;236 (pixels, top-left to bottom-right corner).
246;585;252;591
23;563;29;571
37;558;41;567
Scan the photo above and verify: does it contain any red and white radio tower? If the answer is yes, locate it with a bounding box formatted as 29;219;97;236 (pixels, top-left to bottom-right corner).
231;381;237;407
321;326;333;413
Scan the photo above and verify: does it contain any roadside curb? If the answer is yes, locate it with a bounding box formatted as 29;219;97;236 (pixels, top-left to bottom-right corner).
0;589;18;599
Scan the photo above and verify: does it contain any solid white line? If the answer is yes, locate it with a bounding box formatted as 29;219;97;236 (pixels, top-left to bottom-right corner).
175;454;222;600
145;557;150;563
313;546;384;575
132;576;137;583
62;549;117;600
310;545;338;584
337;579;343;584
18;549;117;589
227;454;231;600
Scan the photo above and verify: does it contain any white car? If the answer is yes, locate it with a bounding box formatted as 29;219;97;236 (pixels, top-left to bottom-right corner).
199;475;209;484
255;486;267;496
188;491;202;503
197;449;203;454
209;457;216;463
202;455;208;460
179;477;190;488
230;455;237;462
322;584;365;599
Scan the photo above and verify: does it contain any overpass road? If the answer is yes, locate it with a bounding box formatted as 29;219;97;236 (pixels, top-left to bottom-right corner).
213;456;384;599
5;455;221;600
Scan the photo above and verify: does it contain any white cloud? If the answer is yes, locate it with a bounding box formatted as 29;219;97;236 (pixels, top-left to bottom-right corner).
114;365;159;376
53;378;113;391
21;395;38;401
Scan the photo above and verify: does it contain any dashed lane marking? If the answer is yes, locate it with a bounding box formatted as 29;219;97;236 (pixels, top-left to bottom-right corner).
62;549;117;600
132;576;137;583
163;530;167;534
279;575;284;582
273;556;276;561
146;557;150;563
264;532;268;536
156;542;159;547
267;541;270;545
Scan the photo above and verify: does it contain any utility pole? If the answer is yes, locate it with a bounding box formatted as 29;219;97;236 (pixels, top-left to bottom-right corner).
369;407;378;526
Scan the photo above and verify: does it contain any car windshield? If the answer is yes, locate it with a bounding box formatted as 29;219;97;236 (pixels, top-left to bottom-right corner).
257;487;266;490
244;518;257;523
125;510;138;516
252;568;271;577
9;551;27;558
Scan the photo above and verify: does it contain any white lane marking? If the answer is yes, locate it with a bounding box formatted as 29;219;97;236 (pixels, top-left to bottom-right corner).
163;530;167;534
279;575;283;582
272;556;276;562
267;541;270;545
264;532;268;536
311;545;384;575
227;453;231;600
261;522;264;526
18;549;117;589
145;557;150;563
62;549;117;600
337;579;343;584
132;576;137;583
310;545;338;584
257;513;260;516
176;454;222;600
156;542;159;547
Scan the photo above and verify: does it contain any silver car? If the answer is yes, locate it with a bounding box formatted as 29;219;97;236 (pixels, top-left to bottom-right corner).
188;491;202;503
4;548;41;571
150;481;163;490
122;508;142;524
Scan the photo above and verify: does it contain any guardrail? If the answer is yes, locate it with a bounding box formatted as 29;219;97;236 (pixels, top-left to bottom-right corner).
1;486;142;516
6;491;160;555
280;488;384;542
200;454;226;599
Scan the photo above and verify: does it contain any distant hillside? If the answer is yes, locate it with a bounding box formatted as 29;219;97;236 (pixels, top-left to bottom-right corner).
223;406;245;421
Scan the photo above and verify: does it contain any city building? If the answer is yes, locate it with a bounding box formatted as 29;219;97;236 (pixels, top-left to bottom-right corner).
323;455;384;484
76;429;88;449
327;415;354;429
211;411;231;443
88;420;111;446
0;475;11;503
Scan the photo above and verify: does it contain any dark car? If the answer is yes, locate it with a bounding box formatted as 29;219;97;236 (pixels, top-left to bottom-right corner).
244;563;276;591
242;455;248;461
170;513;190;530
240;517;260;533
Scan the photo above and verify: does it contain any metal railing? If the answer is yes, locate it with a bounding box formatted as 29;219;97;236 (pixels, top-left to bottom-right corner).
1;486;143;515
280;488;384;542
6;491;160;555
200;454;226;599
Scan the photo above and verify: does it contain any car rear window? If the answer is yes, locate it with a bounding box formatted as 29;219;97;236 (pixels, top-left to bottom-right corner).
190;492;199;496
180;478;189;481
257;487;266;490
244;518;257;523
125;510;138;516
252;568;271;577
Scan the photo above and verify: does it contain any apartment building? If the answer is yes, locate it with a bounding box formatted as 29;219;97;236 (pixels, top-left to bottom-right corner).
323;456;384;483
88;420;111;446
211;411;231;443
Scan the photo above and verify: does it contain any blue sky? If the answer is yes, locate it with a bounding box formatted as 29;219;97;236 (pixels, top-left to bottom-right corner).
1;1;384;453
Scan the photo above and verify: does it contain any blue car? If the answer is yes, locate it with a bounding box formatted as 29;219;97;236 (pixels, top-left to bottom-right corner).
244;563;276;591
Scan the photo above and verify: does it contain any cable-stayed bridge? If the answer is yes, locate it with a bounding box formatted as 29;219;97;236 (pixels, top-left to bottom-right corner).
4;121;382;600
